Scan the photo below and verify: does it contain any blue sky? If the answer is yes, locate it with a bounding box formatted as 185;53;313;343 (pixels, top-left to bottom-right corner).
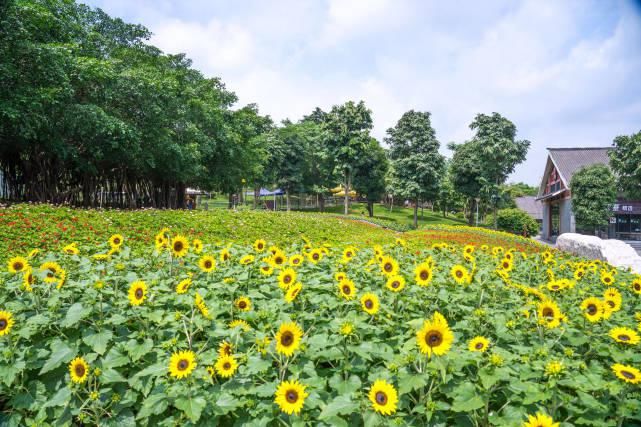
82;0;641;185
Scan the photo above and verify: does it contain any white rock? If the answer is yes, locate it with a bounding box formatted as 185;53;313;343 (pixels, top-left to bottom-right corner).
556;233;641;274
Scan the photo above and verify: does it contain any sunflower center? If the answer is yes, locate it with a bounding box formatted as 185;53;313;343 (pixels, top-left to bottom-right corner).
365;299;373;309
135;288;143;299
281;331;294;346
47;271;54;278
114;238;120;245
258;243;263;249
375;391;388;405
284;276;292;284
622;370;635;379
605;277;611;283
291;288;300;298
74;364;86;377
224;254;229;260
456;270;463;278
542;308;554;318
13;262;23;271
174;242;184;252
635;283;641;291
503;263;509;269
392;281;400;288
551;285;559;290
420;271;428;280
384;263;392;272
426;330;443;347
205;260;212;269
178;359;189;371
607;300;615;308
239;301;247;309
223;346;231;355
0;319;7;330
342;285;351;295
618;334;630;341
286;390;298;403
312;253;319;260
223;362;231;370
587;304;597;315
347;252;352;257
475;342;484;349
293;259;300;264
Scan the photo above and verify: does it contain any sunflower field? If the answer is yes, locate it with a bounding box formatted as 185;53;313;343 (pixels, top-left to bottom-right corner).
2;228;641;426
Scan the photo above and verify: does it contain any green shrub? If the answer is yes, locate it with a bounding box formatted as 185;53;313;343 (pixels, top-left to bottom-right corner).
495;208;539;237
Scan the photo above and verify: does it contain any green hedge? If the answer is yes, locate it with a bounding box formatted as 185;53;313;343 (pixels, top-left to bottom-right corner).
495;208;539;237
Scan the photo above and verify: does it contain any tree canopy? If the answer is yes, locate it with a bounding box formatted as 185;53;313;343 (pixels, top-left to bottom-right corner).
609;130;641;199
571;164;617;231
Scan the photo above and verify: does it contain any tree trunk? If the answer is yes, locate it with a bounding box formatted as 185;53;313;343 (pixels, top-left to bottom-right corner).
468;198;475;225
390;195;393;213
254;186;260;209
228;192;233;209
319;194;325;213
343;170;350;215
367;201;374;217
286;188;290;212
413;199;418;228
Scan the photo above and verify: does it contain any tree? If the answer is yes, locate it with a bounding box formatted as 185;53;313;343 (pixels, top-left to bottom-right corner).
609;130;641;198
352;138;388;217
570;164;617;233
449;113;530;227
323;101;373;215
448;141;485;224
386;110;445;228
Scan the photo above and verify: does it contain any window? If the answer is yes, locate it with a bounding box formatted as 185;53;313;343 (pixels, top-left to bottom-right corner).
616;215;630;233
631;216;641;233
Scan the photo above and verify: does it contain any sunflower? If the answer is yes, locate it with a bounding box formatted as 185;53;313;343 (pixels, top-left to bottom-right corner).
63;243;79;255
169;350;196;379
278;268;297;290
601;271;615;286
240;254;255;265
334;272;347;282
341;246;357;263
206;366;216;377
274;380;308;415
176;278;192;294
574;268;586;280
451;264;469;285
609;327;640;345
171;235;189;258
220;248;231;262
192;239;203;254
468;336;490;353
285;282;303;303
195;292;211;319
463;244;475;255
109;234;124;248
414;263;433;286
235;296;252;311
8;256;28;274
215;355;238;378
229;319;251;331
499;258;513;272
198;255;216;272
289;254;304;267
275;322;303;356
155;233;168;251
386;275;406;292
218;341;233;357
416;311;454;357
0;311;15;336
28;249;39;258
545;360;564;377
307;249;323;264
340;322;354;336
368;379;398;416
128;281;147;306
580;297;603;322
23;269;35;292
632;278;641;295
253;239;266;252
380;256;399;277
612;363;641;384
259;264;274;276
492;246;504;257
272;250;287;266
69;357;89;384
338;279;356;300
56;269;67;290
522;413;559;427
604;290;622;312
361;293;380;315
537;300;562;329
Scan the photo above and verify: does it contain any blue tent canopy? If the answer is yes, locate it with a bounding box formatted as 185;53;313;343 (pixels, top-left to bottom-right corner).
248;188;285;196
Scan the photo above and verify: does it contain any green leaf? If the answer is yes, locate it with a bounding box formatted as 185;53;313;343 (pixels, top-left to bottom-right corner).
126;339;154;362
319;395;359;419
175;396;206;423
43;387;71;408
101;368;127;384
61;303;91;328
329;374;362;395
82;329;113;355
450;383;484;412
102;347;129;369
40;341;75;374
137;392;167;420
215;393;241;414
398;371;428;395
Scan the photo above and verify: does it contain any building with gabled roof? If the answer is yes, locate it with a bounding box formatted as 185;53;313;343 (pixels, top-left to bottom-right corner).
536;147;641;241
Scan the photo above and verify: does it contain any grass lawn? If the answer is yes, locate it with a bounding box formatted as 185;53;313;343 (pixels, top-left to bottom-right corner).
294;202;467;228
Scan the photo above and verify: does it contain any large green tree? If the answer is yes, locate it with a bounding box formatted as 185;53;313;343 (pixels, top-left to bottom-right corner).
386;110;445;228
609;130;641;198
570;164;617;232
352;138;388;217
323;101;373;215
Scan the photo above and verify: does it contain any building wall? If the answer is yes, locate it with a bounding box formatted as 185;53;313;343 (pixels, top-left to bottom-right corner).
541;203;550;239
560;198;575;235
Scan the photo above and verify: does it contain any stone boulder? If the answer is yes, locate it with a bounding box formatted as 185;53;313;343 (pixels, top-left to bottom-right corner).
556;233;641;274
